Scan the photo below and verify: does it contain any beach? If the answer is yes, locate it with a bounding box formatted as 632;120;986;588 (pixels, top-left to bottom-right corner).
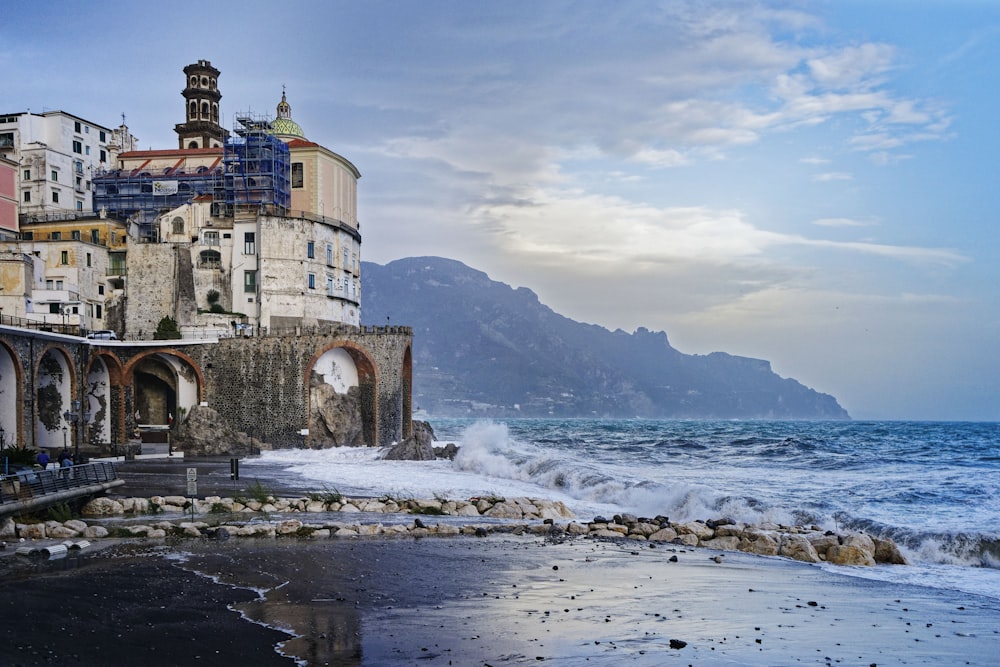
2;458;999;666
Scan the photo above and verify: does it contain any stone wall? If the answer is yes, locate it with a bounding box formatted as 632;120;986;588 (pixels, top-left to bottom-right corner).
0;325;412;452
190;327;411;448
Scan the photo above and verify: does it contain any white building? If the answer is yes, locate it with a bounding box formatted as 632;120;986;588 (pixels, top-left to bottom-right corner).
0;111;123;220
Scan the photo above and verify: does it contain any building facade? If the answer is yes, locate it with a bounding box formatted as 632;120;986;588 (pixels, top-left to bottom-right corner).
0;111;117;220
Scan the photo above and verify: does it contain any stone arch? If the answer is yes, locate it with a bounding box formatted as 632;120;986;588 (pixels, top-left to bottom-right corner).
0;340;24;448
305;342;378;448
35;344;75;451
84;352;125;450
402;343;413;440
124;349;204;430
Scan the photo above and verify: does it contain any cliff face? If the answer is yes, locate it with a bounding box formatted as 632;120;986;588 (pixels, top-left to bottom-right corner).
361;257;850;420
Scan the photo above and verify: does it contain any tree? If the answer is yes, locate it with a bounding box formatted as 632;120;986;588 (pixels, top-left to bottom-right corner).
153;316;182;340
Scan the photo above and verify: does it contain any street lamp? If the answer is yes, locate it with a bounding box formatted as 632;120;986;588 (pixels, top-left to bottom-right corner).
63;399;92;462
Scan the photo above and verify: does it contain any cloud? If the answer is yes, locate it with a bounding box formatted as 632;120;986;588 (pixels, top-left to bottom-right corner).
813;172;854;182
813;217;875;227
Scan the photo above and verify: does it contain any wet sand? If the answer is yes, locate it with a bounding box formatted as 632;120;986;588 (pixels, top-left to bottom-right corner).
3;459;999;665
3;535;999;666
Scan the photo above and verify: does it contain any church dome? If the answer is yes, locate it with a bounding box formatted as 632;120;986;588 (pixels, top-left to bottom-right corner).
271;90;305;140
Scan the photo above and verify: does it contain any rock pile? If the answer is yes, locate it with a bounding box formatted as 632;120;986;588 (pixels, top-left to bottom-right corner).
3;496;907;567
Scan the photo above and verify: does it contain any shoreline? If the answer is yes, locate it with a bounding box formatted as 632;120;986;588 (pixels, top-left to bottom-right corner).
3;459;1000;665
3;535;1000;666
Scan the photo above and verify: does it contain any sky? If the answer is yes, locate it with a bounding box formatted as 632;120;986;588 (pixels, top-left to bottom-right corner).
4;1;1000;420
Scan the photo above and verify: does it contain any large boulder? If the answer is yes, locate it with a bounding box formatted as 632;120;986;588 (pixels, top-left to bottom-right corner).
309;376;365;447
171;405;255;456
382;420;436;461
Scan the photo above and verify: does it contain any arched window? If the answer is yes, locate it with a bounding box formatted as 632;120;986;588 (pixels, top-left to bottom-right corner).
198;249;221;269
190;75;197;87
200;76;208;87
212;103;218;122
189;101;197;119
171;216;184;234
188;141;198;149
201;101;209;117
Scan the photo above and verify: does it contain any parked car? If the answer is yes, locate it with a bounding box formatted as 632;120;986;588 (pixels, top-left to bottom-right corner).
86;330;118;340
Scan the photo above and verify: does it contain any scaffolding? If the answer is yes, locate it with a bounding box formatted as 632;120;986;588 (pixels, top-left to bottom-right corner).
92;162;222;241
91;112;291;239
217;113;291;214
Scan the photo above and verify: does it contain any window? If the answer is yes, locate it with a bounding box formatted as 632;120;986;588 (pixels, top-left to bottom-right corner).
308;273;315;289
74;161;83;174
306;241;314;258
244;270;257;293
52;191;59;203
75;121;81;132
292;162;303;188
71;230;81;240
99;130;106;142
21;231;32;240
98;285;105;295
85;145;90;155
50;231;61;240
99;149;106;162
203;230;219;246
0;132;13;147
96;304;102;318
60;250;69;265
90;229;100;243
49;303;60;314
198;249;221;268
51;170;58;182
326;244;332;266
343;247;349;268
326;275;334;296
171;216;184;234
23;169;30;180
76;177;82;189
244;232;256;254
72;140;82;154
86;253;91;267
23;191;30;203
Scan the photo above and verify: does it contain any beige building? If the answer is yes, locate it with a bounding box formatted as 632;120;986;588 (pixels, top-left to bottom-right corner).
0;215;128;331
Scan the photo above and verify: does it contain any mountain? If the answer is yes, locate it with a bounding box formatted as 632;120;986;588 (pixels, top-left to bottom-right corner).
361;256;850;420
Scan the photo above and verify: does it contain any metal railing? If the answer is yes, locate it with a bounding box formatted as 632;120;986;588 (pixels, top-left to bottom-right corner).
0;461;119;504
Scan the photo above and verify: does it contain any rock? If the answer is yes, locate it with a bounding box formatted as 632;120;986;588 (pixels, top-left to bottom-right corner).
669;639;687;650
676;521;715;540
873;536;908;565
738;531;779;556
18;523;46;539
382;420;436;460
807;533;840;558
700;536;740;551
83;525;109;538
81;497;124;516
171;405;258;456
309;380;365;447
434;443;459;460
648;527;678;542
0;517;15;537
485;502;524;519
779;535;821;563
826;544;876;566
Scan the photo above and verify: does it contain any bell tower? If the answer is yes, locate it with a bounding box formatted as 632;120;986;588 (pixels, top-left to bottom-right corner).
174;60;227;149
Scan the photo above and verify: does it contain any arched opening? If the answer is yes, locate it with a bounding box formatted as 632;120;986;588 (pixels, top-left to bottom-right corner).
0;342;22;448
35;347;74;451
306;345;377;448
402;344;413;440
127;351;202;442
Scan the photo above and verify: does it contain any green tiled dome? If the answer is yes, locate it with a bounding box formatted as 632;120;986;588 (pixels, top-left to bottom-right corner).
271;116;304;139
271;90;305;140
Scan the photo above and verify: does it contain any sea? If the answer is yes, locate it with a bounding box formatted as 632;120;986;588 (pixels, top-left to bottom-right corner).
243;419;1000;603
